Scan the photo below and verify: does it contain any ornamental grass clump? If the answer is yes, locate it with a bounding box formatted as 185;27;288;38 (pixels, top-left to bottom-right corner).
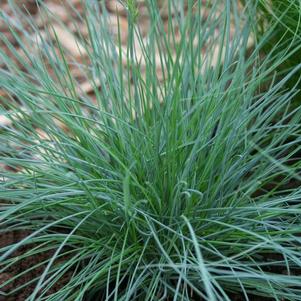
0;1;301;300
254;0;301;102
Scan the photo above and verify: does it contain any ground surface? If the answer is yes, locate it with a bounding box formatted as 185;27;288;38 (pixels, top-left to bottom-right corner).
0;230;74;301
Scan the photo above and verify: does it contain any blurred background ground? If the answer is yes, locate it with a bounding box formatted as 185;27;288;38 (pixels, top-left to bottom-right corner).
0;0;186;107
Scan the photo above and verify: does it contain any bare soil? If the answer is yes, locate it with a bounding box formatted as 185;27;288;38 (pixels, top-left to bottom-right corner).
0;230;73;300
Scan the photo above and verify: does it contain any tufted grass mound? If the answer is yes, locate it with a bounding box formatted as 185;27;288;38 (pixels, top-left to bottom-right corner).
1;1;301;300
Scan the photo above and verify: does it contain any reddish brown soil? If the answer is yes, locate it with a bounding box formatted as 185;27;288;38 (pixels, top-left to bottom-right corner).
0;230;72;301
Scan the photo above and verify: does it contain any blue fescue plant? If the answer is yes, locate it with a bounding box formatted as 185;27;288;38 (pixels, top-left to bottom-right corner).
1;0;301;300
252;0;301;103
